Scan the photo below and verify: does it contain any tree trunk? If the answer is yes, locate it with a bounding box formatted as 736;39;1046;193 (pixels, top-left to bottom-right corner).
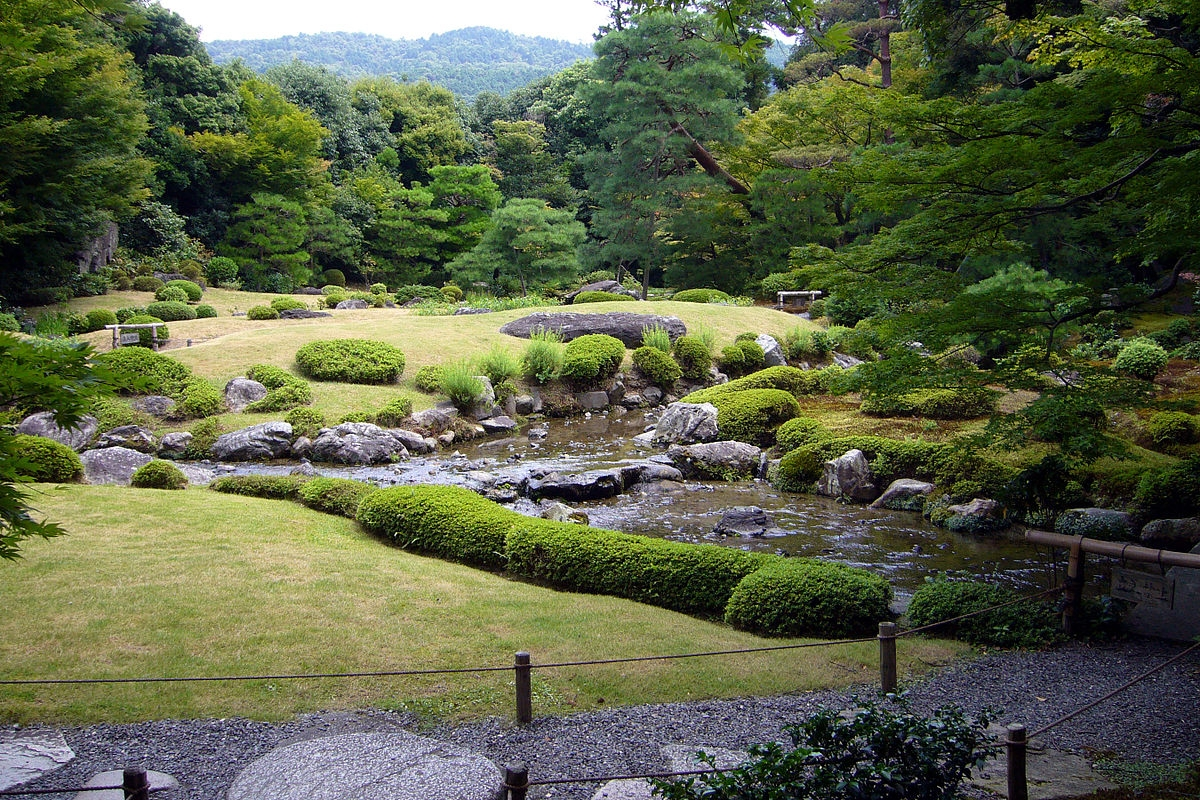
670;122;750;195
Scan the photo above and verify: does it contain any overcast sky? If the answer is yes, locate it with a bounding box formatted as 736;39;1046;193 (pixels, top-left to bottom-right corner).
157;0;612;43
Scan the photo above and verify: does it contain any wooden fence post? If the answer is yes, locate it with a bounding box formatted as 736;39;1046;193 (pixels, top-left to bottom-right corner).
123;767;150;800
504;762;529;800
1063;536;1085;635
1005;723;1028;800
878;622;897;693
514;651;532;724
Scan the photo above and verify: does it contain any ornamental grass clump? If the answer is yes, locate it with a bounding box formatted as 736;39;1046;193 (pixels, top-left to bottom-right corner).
476;344;521;386
295;339;406;384
522;328;564;384
130;460;188;490
439;361;486;409
641;323;672;353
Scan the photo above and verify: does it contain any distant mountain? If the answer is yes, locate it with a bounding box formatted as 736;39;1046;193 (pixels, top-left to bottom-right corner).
205;27;594;98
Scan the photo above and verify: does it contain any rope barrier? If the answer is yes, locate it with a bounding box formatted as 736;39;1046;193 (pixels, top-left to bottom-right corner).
0;785;168;797
0;664;513;686
528;636;879;670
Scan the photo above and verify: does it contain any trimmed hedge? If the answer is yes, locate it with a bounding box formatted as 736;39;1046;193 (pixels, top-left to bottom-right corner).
14;435;83;482
683;366;820;403
775;417;831;452
374;397;414;427
297;477;377;518
505;518;770;615
413;365;445;393
131;460;188;490
270;297;307;312
575;291;636;304
154;285;190;304
560;334;626;386
284;407;326;438
906;577;1061;648
295;339;406;384
707;389;801;446
84;308;118;332
97;347;191;396
357;485;521;569
244;364;312;412
196;304;218;319
632;346;682;388
145;300;197;322
165;279;203;302
672;335;711;380
247;305;280;320
132;275;164;293
176;378;223;419
672;288;731;304
724;559;893;637
208;474;311;500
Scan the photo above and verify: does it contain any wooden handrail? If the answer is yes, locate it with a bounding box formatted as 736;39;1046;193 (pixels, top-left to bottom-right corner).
1025;530;1200;569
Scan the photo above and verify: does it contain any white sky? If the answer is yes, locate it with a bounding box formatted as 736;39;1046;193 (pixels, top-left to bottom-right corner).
156;0;613;43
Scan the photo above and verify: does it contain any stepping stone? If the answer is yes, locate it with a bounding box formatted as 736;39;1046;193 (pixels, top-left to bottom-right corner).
0;729;74;791
227;731;502;800
74;769;179;799
590;744;747;800
970;745;1116;800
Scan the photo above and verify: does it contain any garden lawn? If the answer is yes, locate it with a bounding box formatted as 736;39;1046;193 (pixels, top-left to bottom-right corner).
1;485;965;725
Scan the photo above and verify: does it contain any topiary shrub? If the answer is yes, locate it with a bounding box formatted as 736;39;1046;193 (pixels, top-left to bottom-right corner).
724;558;892;637
164;279;202;302
560;334;626;386
505;517;770;615
144;300;196;322
706;389;801;446
297;477;377;518
114;307;145;323
247;305;280;320
357;485;521;569
672;288;731;304
84;308;118;333
440;284;463;302
672;335;711;380
1146;411;1199;450
205;256;239;286
370;283;388;295
736;339;765;372
682;366;820;403
284;407;326;438
13;435;83;482
154;285;190;304
322;268;346;287
374;396;414;427
632;346;682;388
413;365;445;393
1113;338;1169;380
270;297;307;312
132;275;164;293
97;346;191;395
175;378;223;419
575;291;636;304
720;344;746;376
244;383;312;413
906;575;1061;648
775;416;831;452
196;304;218;319
522;328;564;384
861;388;1000;420
393;284;443;303
295;339;405;384
130;459;188;490
208;474;311;500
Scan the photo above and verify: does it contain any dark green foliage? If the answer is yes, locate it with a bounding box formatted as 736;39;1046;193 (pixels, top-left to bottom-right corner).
1174;341;1200;361
1054;509;1135;542
132;276;164;293
196;304;218;319
724;559;892;637
861;388;1000;420
283;407;326;438
270;297;307;312
671;335;711;380
575;291;635;304
0;314;19;332
323;269;346;287
247;305;280;320
907;576;1062;648
775;417;831;452
394;284;444;303
176;379;223;419
337;411;374;424
130;460;187;490
682;367;820;403
1113;339;1169;380
183;417;224;460
720;344;746;375
208;474;311;500
632;346;682;388
206;257;239;286
114;307;145;323
89;397;150;432
244;384;312;413
413;365;444;393
357;485;519;569
505;518;769;615
560;334;626;386
736;340;765;372
97;347;191;395
1146;412;1198;450
12;435;83;483
707;389;802;446
153;285;190;304
374;397;414;427
774;436;951;493
297;477;377;518
165;280;203;302
672;288;732;304
295;339;406;384
121;315;169;346
145;301;196;322
652;696;993;800
83;309;118;333
1134;456;1200;517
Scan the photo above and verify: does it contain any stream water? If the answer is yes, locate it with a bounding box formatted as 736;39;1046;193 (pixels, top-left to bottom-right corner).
192;409;1058;601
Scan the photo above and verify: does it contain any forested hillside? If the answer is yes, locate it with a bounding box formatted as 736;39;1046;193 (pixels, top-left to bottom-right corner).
205;28;593;97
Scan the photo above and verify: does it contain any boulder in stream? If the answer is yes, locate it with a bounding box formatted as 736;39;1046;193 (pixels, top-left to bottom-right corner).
714;506;779;537
667;441;762;481
309;422;409;465
526;469;625;502
652;402;719;445
816;449;878;503
210;422;294;461
869;479;934;512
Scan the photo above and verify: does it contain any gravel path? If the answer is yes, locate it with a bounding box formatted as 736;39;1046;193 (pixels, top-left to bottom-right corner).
11;637;1199;799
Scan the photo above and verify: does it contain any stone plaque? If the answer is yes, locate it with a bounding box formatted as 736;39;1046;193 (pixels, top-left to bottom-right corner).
119;332;141;345
1112;567;1174;607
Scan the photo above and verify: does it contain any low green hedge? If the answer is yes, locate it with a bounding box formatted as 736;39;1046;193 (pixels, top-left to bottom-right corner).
131;459;187;490
775;417;831;452
682;367;820;404
632;346;682;388
724;559;893;637
357;485;520;569
374;397;414;427
247;305;280;321
906;576;1061;648
575;291;636;304
208;474;311;500
560;334;626;386
707;389;801;446
672;288;731;304
860;388;999;420
297;477;377;518
505;518;770;615
176;378;223;419
413;365;445;393
284;407;326;438
98;347;191;396
145;300;197;322
295;339;406;384
270;297;307;312
165;279;203;302
244;364;313;413
13;435;83;482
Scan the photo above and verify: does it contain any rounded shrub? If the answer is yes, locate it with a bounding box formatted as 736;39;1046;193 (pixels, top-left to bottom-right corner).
737;339;765;372
244;383;312;413
560;334;626;386
196;304;218;319
295;339;406;384
145;301;196;322
175;378;223;419
906;576;1061;648
724;559;893;637
154;284;190;304
82;308;119;333
682;366;820;403
247;305;280;321
1134;455;1200;517
205;256;239;285
1146;411;1198;449
165;280;203;302
209;474;310;500
132;275;164;293
114;307;145;323
575;291;635;304
130;459;188;490
1113;338;1169;380
720;344;746;375
297;477;377;518
672;335;711;380
284;407;326;438
0;313;20;332
369;283;388;295
775;417;831;452
707;389;801;445
632;346;682;388
394;284;443;303
13;435;83;482
413;365;445;393
440;284;463;302
374;396;414;427
673;288;731;304
270;297;307;312
97;346;190;394
322;268;346;287
357;485;522;569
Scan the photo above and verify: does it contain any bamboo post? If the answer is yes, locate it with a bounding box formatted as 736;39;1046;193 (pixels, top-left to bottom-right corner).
878;622;897;693
123;767;150;800
1063;536;1085;635
504;763;529;800
1005;724;1028;800
514;651;532;724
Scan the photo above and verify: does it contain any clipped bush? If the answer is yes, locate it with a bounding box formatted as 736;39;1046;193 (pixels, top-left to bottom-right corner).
632;346;682;388
906;576;1061;648
337;411;374;424
284;407;326;438
374;396;414;427
1146;411;1199;449
724;559;892;637
244;384;312;413
164;279;202;302
682;366;819;403
195;304;218;319
145;301;196;322
505;517;769;615
522;328;564;384
98;346;190;394
83;308;118;333
440;284;463;302
295;339;405;384
357;485;521;569
413;365;445;393
176;378;223;419
245;364;297;390
130;459;188;490
270;297;307;312
208;474;311;500
297;477;377;518
114;307;145;323
13;435;83;482
736;339;765;372
720;344;746;375
322;268;346;287
476;345;521;386
393;284;443;304
1134;455;1200;517
560;334;626;386
369;283;388;295
672;288;731;304
132;275;164;293
183;417;223;459
154;285;190;304
205;256;239;285
440;361;486;409
672;335;711;380
775;416;831;452
246;305;280;321
575;291;636;304
706;389;801;446
860;388;1000;420
89;397;150;431
1113;338;1169;380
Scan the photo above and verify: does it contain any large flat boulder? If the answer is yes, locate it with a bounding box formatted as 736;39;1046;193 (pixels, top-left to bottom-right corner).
526;469;625;502
667;441;762;481
500;312;686;348
81;446;152;485
309;422;408;465
17;412;98;452
0;729;73;791
210;422;294;461
652;402;719;445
